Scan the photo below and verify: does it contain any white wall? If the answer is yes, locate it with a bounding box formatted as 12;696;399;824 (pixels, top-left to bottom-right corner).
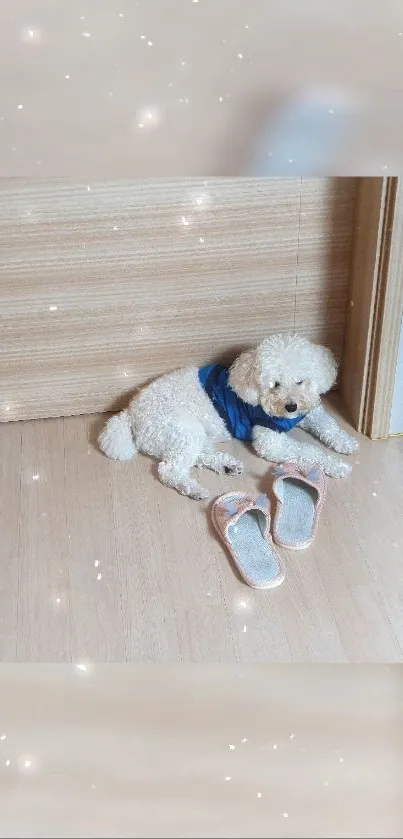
390;316;403;434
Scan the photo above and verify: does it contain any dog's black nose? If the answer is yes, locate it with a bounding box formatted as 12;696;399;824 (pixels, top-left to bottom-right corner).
285;402;298;413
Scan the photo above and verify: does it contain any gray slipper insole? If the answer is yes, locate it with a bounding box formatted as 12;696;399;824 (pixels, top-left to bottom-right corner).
276;479;318;544
224;495;281;587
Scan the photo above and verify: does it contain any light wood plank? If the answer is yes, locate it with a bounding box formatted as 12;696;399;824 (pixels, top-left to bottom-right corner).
339;177;387;429
0;420;22;661
0;399;402;663
14;418;72;661
0;177;356;422
364;179;403;438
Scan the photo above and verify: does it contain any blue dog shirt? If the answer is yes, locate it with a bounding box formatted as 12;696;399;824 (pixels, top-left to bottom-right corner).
198;364;305;442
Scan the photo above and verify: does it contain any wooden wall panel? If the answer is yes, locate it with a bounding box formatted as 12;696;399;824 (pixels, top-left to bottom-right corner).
0;177;357;421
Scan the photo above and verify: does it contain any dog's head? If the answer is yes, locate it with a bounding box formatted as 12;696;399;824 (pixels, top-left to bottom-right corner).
228;333;337;418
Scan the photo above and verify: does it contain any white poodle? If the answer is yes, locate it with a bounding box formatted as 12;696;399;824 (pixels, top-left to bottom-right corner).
99;333;359;499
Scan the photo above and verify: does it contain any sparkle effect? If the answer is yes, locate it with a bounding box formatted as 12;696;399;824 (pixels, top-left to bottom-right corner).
135;106;162;131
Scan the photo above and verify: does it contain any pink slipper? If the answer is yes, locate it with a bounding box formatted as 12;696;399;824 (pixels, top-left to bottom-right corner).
211;492;284;589
271;464;327;550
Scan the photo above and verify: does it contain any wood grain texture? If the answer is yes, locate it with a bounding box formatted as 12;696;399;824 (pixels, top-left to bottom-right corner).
364;178;403;438
339;177;387;431
1;397;402;663
0;177;356;422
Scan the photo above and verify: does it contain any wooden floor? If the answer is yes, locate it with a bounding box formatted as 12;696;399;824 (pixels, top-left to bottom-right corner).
1;398;402;662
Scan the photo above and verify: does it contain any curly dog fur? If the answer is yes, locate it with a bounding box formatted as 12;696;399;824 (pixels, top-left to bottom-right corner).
99;333;359;499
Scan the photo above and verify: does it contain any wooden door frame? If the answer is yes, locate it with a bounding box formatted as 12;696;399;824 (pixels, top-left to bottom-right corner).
340;177;403;439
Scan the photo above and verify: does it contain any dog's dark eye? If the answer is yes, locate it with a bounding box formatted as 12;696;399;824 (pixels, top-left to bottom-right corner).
296;380;304;385
274;381;281;389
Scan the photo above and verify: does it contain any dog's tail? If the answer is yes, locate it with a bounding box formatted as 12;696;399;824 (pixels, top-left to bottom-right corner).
98;410;137;461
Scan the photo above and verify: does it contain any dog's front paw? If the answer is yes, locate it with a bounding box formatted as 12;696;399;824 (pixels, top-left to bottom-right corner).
331;432;359;456
224;459;244;476
324;458;352;479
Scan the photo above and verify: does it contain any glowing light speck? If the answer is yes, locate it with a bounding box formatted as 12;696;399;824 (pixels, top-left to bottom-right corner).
218;96;224;102
328;108;334;114
233;594;254;614
55;597;61;604
96;573;102;581
229;744;235;750
17;104;24;110
32;474;39;481
64;74;70;80
76;663;87;672
289;732;295;739
82;32;91;38
225;776;231;781
243;625;247;633
21;26;43;43
5;760;10;767
257;792;262;798
135;107;161;131
283;812;289;819
17;755;37;773
147;40;153;47
339;757;344;763
273;744;278;750
181;216;189;226
0;734;6;741
241;738;248;743
199;237;204;243
180;59;187;66
49;305;58;311
237;53;243;59
94;560;100;568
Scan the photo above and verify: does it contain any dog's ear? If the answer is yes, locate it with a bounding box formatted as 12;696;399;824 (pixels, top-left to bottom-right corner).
228;349;260;405
311;344;338;393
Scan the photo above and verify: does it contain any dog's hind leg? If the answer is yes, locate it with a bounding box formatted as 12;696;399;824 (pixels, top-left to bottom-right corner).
157;424;210;500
